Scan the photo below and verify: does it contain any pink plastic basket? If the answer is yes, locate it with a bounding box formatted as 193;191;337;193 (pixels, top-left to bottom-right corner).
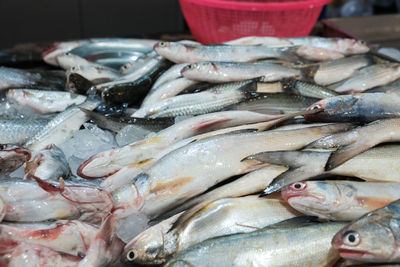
179;0;332;44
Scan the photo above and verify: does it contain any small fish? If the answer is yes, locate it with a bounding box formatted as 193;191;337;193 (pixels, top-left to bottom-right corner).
123;195;300;265
166;219;346;267
0;117;49;145
151;63;192;89
305;93;400;123
24;99;100;152
42;40;89;66
68;64;120;84
282;180;400;221
7;89;87;114
154;41;302;63
0;144;31;174
24;144;70;181
331;198;400;262
181;61;315;83
332;63;400;93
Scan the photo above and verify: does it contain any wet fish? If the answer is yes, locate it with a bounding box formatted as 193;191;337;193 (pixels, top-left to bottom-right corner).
181;61;314;83
0;117;49;145
78;110;287;179
68;64;120;84
0;178;113;223
331;198;400;262
166;219;346;267
7;89;87;114
0;144;31;174
151;63;191;89
42;40;89;66
305;93;400;123
279;79;338;98
306;119;400;171
224;36;292;46
0;220;98;256
67;72;94;94
332;63;400;93
282;180;400;221
135;80;259;118
313;55;375;86
366;79;400;93
154;41;302;63
296;46;345;61
111;123;351;219
247;145;400;195
24;99;100;152
123;195;300;265
24;144;70;181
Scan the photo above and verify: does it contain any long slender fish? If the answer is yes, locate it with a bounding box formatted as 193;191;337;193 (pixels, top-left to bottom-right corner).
123;195;301;265
282;180;400;221
0;144;31;174
166;220;346;267
24;99;100;152
7;89;87;114
111;124;352;219
246;145;400;194
332;198;400;263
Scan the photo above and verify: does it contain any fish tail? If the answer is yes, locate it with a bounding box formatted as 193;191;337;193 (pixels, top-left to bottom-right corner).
325;141;372;171
299;65;320;82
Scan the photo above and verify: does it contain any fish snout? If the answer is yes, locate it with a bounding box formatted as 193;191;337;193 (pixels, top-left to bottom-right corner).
281;182;308;202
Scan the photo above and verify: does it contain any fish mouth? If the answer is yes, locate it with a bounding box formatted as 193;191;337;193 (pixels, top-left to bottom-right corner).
337;248;375;259
282;191;324;203
77;154;115;179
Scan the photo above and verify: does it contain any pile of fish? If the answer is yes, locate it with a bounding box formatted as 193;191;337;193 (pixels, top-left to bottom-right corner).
1;34;400;266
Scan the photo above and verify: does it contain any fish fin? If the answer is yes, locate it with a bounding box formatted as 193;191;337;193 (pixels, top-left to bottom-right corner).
299;65;320;82
305;130;358;149
267;216;319;228
193;118;232;131
277;46;303;63
259;167;302;196
325;141;373;171
80;108;124;133
97;214;117;245
32;176;62;194
242;150;311;167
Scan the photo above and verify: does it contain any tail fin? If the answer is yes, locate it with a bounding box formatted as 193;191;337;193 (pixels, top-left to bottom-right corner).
298;65;319;82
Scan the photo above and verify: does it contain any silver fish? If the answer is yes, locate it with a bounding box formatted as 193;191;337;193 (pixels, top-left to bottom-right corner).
0;117;49;145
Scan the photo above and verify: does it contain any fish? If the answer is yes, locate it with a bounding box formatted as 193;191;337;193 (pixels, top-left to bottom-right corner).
306;119;400;171
282;180;400;221
42;40;89;66
305;93;400;123
119;51;159;75
24;99;100;152
68;64;120;84
67;72;94;94
0;178;113;223
0;144;31;174
151;63;191;89
24;144;70;181
140;78;199;107
134;80;259;118
286;37;369;55
0;117;49;145
231;93;318;115
56;52;117;75
279;79;338;98
0;220;98;256
331;198;400;262
247;145;400;195
77;110;290;179
295;46;344;61
111;123;352;219
122;195;301;265
180;61;315;83
165;219;346;267
154;41;302;63
7;89;87;114
331;63;400;93
224;36;292;46
313;55;375;86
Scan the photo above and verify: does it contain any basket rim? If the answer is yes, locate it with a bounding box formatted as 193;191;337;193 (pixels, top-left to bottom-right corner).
179;0;332;11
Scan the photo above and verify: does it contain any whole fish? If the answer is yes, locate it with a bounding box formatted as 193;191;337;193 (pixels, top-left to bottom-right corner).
0;117;49;145
305;93;400;123
135;80;258;118
78;110;287;178
282;180;400;221
0;144;31;174
331;198;400;262
122;195;301;265
313;55;375;86
111;124;351;219
68;64;120;84
154;41;302;63
166;220;346;267
332;63;400;93
7;89;87;114
181;61;314;83
24;144;70;181
24;99;100;152
0;220;98;256
0;178;113;223
286;37;369;55
306;119;400;171
140;78;199;107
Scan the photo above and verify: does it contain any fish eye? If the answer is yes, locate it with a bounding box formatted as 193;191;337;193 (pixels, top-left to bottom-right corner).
343;230;361;246
311;105;321;110
126;250;136;261
65;52;70;56
71;66;76;71
159;41;167;47
290;182;306;191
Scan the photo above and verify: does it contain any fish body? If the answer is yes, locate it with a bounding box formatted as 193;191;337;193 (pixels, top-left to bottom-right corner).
42;40;89;66
7;89;87;114
0;144;31;174
151;63;191;89
68;64;120;83
0;118;49;145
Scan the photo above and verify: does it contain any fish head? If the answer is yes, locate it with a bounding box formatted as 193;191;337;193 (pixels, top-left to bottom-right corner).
342;39;370;54
332;213;397;262
304;95;357;122
181;62;219;77
122;226;169;265
154;41;186;62
282;181;353;220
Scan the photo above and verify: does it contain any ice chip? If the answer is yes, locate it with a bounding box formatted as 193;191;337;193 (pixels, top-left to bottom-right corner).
116;212;150;243
115;125;153;147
